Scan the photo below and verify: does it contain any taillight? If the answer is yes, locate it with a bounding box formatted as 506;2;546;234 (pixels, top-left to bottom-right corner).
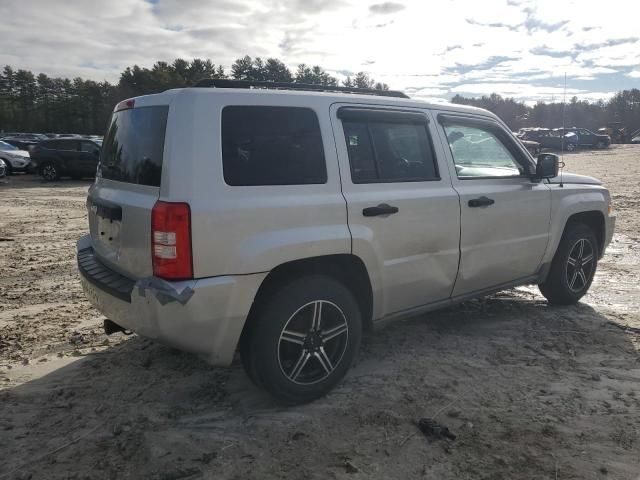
151;201;193;280
114;98;135;112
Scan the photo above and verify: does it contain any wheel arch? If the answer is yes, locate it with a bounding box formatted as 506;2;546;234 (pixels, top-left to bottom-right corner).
564;210;605;257
241;254;374;343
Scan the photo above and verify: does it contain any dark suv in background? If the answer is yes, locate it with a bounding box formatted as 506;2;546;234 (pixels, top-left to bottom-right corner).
30;139;101;181
555;128;611;149
518;128;579;151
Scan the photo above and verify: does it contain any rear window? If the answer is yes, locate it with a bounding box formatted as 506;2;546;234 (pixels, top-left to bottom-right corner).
99;106;168;187
222;106;327;186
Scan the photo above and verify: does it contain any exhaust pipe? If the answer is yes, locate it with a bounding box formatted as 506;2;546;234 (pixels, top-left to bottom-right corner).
103;319;132;336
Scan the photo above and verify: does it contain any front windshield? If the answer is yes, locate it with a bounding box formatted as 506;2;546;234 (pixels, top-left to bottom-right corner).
0;141;18;150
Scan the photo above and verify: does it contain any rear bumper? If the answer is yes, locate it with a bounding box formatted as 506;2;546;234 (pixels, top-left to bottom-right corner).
603;213;616;255
77;235;266;365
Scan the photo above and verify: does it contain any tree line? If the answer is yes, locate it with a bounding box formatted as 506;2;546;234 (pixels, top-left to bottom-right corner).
451;90;640;136
0;57;388;135
1;56;639;136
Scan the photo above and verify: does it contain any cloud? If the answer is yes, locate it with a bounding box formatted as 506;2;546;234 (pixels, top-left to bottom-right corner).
369;2;405;15
0;0;638;105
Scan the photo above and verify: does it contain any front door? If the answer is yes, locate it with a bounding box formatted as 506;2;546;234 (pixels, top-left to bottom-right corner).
332;105;461;319
435;114;551;297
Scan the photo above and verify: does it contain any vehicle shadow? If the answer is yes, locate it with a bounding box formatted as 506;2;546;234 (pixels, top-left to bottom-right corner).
1;290;639;479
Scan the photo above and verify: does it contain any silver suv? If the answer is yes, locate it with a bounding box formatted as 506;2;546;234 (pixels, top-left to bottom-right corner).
78;80;615;404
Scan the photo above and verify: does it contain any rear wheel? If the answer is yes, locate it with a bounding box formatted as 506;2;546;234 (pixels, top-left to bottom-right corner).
566;143;576;152
596;141;606;149
2;161;12;176
241;276;362;404
539;224;598;305
41;164;59;181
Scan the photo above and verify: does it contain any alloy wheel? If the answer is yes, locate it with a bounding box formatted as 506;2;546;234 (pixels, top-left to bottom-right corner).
565;238;595;293
278;300;349;385
42;165;57;181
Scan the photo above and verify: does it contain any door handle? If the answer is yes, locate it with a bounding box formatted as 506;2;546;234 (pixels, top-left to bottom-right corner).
362;203;399;217
468;196;495;208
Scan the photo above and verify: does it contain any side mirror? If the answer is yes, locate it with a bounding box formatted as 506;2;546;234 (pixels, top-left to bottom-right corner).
535;153;559;179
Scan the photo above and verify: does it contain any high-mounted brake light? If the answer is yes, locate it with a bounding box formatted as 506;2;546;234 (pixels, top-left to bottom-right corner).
151;201;193;280
114;98;135;112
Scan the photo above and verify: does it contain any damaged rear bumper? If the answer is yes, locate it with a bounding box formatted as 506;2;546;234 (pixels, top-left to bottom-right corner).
76;236;266;366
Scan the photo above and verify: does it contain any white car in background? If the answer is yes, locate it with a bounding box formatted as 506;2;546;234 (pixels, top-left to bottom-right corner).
0;140;31;175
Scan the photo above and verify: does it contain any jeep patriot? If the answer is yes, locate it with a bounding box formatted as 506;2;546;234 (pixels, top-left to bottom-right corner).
78;80;615;404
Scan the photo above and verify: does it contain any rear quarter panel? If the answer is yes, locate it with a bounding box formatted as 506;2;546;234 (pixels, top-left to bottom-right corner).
163;90;351;277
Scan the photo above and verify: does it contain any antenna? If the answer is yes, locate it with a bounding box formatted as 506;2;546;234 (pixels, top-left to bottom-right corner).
560;73;566;188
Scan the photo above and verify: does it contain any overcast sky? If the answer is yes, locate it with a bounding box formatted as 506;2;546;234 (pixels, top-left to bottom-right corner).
1;0;639;103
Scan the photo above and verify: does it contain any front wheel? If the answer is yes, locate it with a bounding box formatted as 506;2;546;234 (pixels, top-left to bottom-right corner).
241;275;362;404
539;224;598;305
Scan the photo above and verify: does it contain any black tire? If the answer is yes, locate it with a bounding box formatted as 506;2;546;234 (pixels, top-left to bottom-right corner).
241;275;362;405
41;163;59;181
596;141;606;149
539;223;598;305
2;161;12;176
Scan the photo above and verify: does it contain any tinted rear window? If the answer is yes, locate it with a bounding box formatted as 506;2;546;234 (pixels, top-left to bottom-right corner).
222;106;326;186
99;106;168;186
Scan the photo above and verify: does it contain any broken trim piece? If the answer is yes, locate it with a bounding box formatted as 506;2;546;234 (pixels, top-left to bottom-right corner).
135;277;195;306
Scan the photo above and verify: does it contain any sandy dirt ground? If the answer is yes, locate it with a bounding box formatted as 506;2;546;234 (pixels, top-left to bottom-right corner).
1;146;639;480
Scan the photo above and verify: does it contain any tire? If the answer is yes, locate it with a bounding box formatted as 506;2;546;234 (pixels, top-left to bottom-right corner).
539;223;598;305
2;161;12;176
41;163;59;181
241;275;362;404
596;141;605;149
566;143;576;152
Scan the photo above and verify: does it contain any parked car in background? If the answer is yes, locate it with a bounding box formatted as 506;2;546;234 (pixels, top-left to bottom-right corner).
0;158;6;178
0;140;31;175
1;138;38;152
555;127;611;149
632;135;640;144
30;138;101;181
518;128;579;151
520;138;541;155
3;133;48;141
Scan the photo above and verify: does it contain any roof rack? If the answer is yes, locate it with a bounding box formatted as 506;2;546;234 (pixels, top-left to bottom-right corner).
193;78;410;99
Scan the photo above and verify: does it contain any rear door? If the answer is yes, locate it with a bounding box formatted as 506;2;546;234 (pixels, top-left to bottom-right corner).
79;141;100;175
578;129;596;146
435;113;551;297
87;101;169;278
332;104;461;319
53;140;81;170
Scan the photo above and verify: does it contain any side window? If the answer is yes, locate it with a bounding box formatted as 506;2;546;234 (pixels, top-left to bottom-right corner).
222;106;327;186
55;140;78;151
342;116;439;183
80;141;99;153
443;124;524;179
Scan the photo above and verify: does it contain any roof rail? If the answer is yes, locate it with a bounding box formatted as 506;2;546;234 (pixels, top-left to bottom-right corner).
193;78;410;99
